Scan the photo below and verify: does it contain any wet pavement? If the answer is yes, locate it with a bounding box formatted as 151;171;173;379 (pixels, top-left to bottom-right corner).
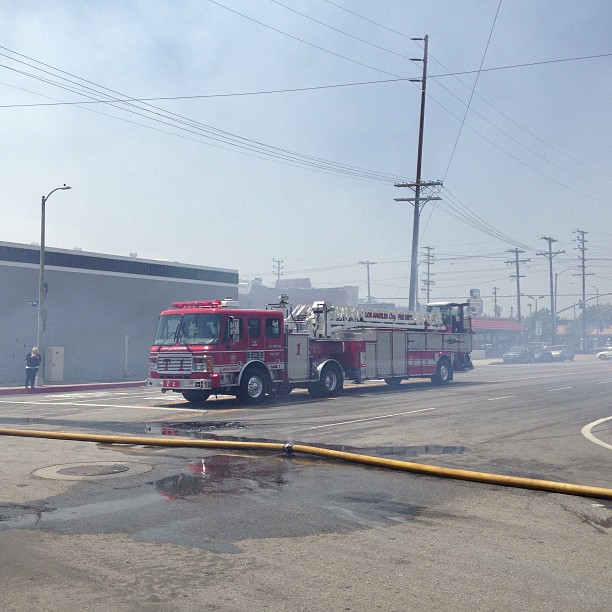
0;448;449;552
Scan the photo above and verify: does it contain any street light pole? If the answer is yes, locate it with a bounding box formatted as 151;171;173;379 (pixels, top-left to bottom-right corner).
525;294;544;340
36;184;71;385
358;260;377;304
527;294;545;314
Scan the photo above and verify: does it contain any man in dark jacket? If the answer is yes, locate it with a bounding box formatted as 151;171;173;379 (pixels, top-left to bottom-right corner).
25;347;41;389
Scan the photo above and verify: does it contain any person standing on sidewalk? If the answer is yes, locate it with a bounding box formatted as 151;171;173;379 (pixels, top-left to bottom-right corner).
25;347;41;389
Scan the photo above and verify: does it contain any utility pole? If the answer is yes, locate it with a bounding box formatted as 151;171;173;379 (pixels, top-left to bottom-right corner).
272;258;284;286
592;285;600;348
358;260;377;304
394;34;442;311
575;229;591;351
537;236;564;344
505;249;530;323
421;246;435;305
492;286;501;318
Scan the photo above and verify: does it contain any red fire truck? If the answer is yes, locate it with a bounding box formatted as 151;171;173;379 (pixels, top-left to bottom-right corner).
146;296;473;405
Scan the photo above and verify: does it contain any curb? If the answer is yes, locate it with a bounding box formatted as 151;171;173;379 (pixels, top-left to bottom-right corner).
0;381;146;396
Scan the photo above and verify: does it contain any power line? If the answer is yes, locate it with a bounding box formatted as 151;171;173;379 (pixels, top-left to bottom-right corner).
443;0;503;180
3;49;612;107
0;49;409;183
206;0;407;78
269;0;418;62
3;40;610;200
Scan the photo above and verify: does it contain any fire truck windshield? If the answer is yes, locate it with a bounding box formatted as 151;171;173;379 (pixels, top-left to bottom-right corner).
153;313;222;346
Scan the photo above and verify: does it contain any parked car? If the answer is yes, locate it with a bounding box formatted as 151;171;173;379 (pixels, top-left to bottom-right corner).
596;347;612;360
548;345;575;361
533;347;554;362
502;345;534;364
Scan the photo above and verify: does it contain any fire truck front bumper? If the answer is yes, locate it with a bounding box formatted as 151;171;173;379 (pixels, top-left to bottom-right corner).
147;378;212;390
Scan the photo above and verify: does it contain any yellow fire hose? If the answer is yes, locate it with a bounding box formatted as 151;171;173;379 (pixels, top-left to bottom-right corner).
1;427;611;500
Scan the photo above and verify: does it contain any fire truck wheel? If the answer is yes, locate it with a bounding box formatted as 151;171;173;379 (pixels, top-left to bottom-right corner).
181;390;211;405
431;358;452;386
309;362;343;397
238;367;270;404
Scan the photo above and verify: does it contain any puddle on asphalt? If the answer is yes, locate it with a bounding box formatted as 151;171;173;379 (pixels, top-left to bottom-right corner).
151;439;467;502
153;454;287;499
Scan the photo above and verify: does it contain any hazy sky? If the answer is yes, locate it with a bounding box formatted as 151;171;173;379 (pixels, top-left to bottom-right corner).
2;1;611;317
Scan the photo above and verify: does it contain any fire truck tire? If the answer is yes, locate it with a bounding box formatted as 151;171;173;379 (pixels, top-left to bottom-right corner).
384;377;403;387
238;366;270;404
309;363;343;397
431;358;452;386
181;390;211;405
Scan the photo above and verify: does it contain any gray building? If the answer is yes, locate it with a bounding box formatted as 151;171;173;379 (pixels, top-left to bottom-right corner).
1;241;238;385
239;278;359;310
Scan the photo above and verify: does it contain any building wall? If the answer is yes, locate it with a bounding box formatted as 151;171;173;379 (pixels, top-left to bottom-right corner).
1;243;237;384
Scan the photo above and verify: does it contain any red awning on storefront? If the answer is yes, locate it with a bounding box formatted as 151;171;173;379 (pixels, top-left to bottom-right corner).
471;317;526;332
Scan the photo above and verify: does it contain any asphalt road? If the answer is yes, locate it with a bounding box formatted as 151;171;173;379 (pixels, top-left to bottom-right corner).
0;360;611;611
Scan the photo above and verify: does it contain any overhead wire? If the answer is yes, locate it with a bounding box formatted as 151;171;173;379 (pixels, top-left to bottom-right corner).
312;3;612;189
3;52;612;108
0;49;407;183
205;0;610;203
442;0;503;180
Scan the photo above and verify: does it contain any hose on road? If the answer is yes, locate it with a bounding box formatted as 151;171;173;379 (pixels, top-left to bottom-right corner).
1;427;611;500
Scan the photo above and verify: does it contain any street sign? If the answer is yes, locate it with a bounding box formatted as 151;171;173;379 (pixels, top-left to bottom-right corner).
468;298;483;315
27;300;39;308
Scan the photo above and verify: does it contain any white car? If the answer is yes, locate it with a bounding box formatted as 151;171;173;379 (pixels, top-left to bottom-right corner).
596;347;612;360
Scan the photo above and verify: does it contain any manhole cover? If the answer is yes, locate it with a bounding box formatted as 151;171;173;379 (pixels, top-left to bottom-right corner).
57;464;130;476
33;461;153;481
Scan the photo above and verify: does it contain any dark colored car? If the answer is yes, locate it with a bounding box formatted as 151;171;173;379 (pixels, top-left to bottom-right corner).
548;345;575;361
533;347;554;362
502;345;534;364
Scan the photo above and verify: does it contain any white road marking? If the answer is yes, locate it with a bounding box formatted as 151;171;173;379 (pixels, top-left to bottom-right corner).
305;407;435;431
596;381;612;384
549;387;572;391
0;399;203;412
581;416;612;451
487;396;514;401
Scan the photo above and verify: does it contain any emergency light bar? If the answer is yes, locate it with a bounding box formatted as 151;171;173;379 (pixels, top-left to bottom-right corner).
170;298;239;309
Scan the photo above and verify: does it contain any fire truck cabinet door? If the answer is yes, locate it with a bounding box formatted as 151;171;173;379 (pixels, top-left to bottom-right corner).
426;333;443;351
287;334;309;381
407;332;425;376
377;332;393;378
365;343;377;379
392;331;407;376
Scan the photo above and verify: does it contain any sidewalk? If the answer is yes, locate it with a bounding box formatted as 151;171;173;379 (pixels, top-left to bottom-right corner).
0;380;146;396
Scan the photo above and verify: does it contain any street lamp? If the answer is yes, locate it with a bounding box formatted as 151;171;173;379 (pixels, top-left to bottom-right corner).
358;260;377;305
526;294;545;314
36;184;71;385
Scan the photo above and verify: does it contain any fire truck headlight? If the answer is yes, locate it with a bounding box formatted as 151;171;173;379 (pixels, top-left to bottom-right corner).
193;355;213;372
